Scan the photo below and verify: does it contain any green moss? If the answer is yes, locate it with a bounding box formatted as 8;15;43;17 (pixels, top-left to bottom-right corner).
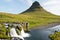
49;31;60;40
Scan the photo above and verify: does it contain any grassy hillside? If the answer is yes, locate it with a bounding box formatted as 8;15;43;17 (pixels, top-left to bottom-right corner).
20;1;60;28
0;1;60;38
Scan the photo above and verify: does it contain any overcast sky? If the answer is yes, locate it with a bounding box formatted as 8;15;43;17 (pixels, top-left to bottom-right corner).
0;0;60;15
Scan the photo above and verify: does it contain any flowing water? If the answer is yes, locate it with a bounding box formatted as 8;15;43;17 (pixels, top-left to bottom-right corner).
10;27;31;40
5;23;60;40
4;23;31;40
25;25;60;40
21;27;31;38
10;28;24;40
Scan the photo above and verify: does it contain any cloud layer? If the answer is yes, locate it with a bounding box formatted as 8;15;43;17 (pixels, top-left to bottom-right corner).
43;0;60;15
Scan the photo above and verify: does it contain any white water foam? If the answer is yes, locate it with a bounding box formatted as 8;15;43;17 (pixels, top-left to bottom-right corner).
10;28;24;40
20;27;31;38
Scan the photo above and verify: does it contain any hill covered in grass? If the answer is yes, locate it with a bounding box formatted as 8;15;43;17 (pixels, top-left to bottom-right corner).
20;1;60;28
0;1;60;38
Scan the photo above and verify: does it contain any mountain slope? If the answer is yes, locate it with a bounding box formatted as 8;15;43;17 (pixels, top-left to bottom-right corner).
21;1;54;15
20;1;60;28
24;1;42;12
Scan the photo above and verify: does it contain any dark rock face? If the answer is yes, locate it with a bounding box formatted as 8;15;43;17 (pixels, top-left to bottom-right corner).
29;1;41;9
25;1;42;12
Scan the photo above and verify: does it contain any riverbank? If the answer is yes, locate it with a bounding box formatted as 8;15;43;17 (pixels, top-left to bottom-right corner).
31;22;60;30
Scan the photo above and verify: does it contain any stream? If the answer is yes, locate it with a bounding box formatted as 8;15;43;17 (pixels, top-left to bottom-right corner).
25;25;60;40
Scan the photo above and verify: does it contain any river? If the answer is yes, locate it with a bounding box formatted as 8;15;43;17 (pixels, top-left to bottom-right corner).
25;25;60;40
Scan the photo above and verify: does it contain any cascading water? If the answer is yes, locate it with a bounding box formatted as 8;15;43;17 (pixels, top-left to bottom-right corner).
20;27;31;38
4;23;31;40
10;28;24;40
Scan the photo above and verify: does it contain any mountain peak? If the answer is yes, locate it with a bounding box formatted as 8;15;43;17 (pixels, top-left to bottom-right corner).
25;1;42;12
32;1;40;8
21;1;43;13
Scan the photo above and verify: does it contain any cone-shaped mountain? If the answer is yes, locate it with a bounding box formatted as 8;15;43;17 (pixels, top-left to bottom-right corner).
20;1;57;16
28;1;42;11
23;1;42;12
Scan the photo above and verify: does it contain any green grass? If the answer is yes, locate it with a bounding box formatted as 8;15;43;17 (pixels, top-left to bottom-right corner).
49;31;60;40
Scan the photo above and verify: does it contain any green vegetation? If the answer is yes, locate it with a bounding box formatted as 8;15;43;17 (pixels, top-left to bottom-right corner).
49;31;60;40
0;1;60;38
0;24;8;38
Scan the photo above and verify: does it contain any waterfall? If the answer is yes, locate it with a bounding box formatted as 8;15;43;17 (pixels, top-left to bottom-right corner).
10;28;24;40
21;27;31;38
4;23;30;40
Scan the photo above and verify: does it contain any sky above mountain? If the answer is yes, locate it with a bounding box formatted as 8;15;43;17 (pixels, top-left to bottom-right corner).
0;0;60;15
